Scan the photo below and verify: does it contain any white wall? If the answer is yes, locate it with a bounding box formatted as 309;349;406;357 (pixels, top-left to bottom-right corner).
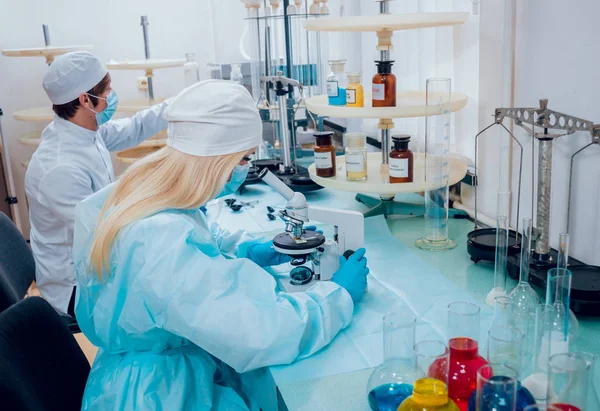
0;0;216;237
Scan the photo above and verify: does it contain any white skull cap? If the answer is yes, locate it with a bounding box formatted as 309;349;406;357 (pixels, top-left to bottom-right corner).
43;51;108;105
166;80;262;157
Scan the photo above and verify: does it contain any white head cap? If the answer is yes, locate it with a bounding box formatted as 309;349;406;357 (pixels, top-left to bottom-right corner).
166;80;262;157
43;51;108;105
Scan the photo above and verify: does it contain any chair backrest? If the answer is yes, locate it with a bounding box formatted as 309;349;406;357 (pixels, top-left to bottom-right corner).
0;212;35;313
0;297;90;411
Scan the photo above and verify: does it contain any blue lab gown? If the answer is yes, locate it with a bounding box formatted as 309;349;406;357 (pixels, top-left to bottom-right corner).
73;184;354;410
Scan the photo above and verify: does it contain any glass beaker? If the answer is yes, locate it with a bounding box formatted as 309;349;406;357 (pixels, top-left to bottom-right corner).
183;53;200;87
398;378;460;411
367;312;418;411
547;353;591;411
487;325;524;373
439;302;488;411
509;218;540;313
579;352;600;410
546;268;579;345
486;216;510;306
416;78;456;251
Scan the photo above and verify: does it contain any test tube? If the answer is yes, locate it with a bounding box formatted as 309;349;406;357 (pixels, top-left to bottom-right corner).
414;340;450;385
547;353;591;411
474;364;518;411
416;78;456;251
556;233;569;270
487;325;524;373
486;216;509;306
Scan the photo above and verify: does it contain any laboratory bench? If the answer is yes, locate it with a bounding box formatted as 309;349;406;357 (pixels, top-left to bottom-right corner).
209;181;600;411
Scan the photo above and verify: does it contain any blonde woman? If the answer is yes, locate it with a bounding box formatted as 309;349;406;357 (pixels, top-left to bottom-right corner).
73;80;369;410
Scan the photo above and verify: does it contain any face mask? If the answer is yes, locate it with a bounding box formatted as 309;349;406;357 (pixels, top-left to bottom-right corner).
216;164;249;199
87;90;119;126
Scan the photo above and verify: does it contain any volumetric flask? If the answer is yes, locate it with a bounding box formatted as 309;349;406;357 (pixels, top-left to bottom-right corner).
509;219;540;314
487;325;524;374
416;78;456;251
486;216;510;306
547;353;591;411
546;268;579;345
367;312;418;411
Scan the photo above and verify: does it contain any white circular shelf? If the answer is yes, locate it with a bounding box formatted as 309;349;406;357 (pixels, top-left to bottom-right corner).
18;130;43;146
117;98;167;113
303;12;468;32
105;59;185;71
1;45;93;58
308;152;467;195
305;91;468;119
13;107;53;122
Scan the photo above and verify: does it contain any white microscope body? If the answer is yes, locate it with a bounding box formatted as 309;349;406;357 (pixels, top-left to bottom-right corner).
260;170;364;290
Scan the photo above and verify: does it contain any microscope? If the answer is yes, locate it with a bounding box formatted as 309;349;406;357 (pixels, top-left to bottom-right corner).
260;169;365;292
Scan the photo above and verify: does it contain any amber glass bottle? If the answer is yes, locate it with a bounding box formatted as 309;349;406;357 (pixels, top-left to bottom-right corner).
314;132;336;177
389;134;413;183
372;61;396;107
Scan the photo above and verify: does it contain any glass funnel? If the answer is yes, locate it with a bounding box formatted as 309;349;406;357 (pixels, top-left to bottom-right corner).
486;216;510;306
546;267;579;345
416;78;456;251
547;353;591;411
509;218;541;314
431;302;487;411
367;312;419;411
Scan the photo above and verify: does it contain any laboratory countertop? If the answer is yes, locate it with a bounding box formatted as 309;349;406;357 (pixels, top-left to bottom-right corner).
213;177;599;411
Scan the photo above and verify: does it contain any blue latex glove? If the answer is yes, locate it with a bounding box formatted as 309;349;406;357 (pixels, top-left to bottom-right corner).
331;248;369;304
246;226;322;267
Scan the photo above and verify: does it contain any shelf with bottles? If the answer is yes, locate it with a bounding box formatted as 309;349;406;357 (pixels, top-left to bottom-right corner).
1;45;94;64
306;90;468;119
105;58;185;71
303;12;469;32
18;129;166;148
13;107;54;122
307;151;467;195
18;130;43;146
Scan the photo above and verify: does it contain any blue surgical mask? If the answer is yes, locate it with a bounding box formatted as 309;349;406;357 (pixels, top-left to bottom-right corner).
87;90;119;126
216;164;249;199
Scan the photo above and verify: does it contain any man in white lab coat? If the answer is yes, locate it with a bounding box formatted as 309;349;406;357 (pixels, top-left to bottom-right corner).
25;51;171;317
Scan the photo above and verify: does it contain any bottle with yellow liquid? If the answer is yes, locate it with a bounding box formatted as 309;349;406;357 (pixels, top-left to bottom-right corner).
345;72;364;107
345;133;367;181
398;378;460;411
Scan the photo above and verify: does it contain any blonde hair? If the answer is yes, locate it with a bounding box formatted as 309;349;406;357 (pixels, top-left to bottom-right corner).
89;146;246;278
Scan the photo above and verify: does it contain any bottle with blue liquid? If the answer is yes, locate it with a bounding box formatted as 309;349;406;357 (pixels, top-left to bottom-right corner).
367;312;419;411
327;59;347;106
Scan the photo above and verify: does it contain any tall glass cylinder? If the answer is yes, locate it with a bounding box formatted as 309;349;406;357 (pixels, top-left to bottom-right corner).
547;353;591;411
487;216;510;306
416;78;455;251
509;219;540;313
367;313;418;411
246;6;263;102
546;268;579;345
474;364;518;411
556;233;569;270
415;340;450;384
487;325;524;373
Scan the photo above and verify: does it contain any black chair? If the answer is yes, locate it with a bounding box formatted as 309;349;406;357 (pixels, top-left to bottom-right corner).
0;297;91;411
0;212;80;333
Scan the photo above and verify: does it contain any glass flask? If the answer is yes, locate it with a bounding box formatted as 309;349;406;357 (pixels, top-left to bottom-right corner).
416;78;455;251
486;216;509;306
398;378;460;411
183;53;200;87
509;218;541;314
344;133;367;181
487;325;524;373
489;296;516;330
467;363;536;411
414;340;450;385
547;353;591;411
367;312;418;411
430;302;488;411
326;59;347;106
579;352;600;411
546;267;579;346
